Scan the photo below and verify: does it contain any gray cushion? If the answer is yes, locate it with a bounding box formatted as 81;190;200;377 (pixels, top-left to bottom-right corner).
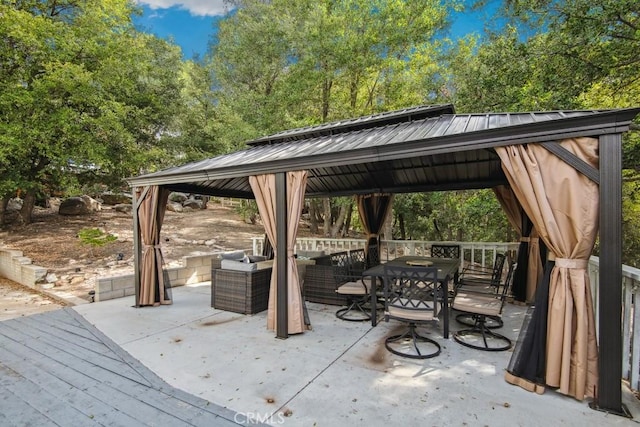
296;250;325;259
221;259;258;272
220;250;246;260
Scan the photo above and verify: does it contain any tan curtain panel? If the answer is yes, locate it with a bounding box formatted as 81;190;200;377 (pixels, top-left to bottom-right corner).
250;171;308;334
496;137;599;400
493;185;543;303
137;186;172;306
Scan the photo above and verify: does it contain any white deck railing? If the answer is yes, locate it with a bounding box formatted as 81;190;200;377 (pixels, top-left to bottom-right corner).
250;236;640;391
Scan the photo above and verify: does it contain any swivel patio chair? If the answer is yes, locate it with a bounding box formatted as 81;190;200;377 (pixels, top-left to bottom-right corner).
382;265;442;359
452;261;516;351
455;252;507;329
431;244;461;301
332;251;371;322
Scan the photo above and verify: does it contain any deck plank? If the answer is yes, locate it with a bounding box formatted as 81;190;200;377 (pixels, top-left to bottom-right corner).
12;314;116;357
0;308;249;427
0;320;153;388
4;317;148;384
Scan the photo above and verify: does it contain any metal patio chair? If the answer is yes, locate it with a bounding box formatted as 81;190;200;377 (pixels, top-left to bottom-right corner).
382;265;442;359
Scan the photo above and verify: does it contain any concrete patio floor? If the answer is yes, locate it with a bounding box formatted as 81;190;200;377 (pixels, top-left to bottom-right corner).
74;283;640;426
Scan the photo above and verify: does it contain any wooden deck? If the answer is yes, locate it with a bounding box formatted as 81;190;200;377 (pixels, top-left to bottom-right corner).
0;308;246;426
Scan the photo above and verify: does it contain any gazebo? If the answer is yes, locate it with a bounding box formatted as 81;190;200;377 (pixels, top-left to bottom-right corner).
127;104;640;416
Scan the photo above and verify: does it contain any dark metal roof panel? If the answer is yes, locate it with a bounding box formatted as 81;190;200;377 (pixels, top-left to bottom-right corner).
248;104;455;145
130;107;640;193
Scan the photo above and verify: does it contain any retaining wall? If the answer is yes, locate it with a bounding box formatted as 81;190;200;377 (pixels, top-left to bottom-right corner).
95;253;215;302
0;248;47;290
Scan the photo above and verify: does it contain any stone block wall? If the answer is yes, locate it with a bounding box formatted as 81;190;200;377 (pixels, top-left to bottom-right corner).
0;248;47;290
95;253;216;302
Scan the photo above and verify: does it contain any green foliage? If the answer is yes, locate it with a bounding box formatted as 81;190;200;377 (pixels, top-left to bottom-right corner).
0;1;184;221
208;0;455;135
235;200;258;225
392;190;514;242
77;227;117;256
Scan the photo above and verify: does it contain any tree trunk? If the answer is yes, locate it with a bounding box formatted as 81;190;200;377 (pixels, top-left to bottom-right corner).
0;196;8;226
309;199;319;234
19;190;36;225
330;204;348;238
322;198;331;237
342;202;353;237
398;213;406;240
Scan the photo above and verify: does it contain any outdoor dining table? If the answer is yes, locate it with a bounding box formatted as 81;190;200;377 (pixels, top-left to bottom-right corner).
363;255;461;338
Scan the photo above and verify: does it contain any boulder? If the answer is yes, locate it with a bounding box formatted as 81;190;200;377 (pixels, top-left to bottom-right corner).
59;195;101;215
183;198;204;209
7;198;23;211
114;203;132;214
169;192;188;203
100;192;132;205
81;195;101;212
166;202;183;213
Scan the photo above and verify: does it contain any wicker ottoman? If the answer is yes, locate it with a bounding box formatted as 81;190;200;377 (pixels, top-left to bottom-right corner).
211;268;272;314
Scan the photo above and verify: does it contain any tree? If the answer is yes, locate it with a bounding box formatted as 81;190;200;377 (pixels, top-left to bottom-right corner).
210;0;456;237
0;1;183;223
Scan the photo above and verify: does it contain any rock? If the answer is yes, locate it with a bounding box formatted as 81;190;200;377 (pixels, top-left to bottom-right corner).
70;276;84;285
166;202;183;213
80;195;101;212
45;273;58;283
59;196;101;215
114;203;132;214
100;192;132;205
183;198;204;209
7;198;23;211
205;240;216;246
47;197;61;210
169;192;188;203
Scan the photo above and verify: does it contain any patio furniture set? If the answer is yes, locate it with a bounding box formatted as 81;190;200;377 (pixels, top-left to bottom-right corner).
210;244;515;359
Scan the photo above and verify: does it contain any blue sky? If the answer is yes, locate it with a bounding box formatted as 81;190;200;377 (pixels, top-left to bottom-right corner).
133;0;503;59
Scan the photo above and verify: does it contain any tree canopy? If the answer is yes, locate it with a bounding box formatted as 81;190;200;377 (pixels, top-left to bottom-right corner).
1;0;639;265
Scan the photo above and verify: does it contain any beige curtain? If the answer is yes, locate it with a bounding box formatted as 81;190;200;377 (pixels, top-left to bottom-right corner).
496;137;599;400
137;186;172;306
250;171;308;334
493;185;544;303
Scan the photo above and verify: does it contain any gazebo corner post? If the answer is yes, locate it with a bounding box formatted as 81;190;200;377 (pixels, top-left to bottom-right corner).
275;172;288;339
132;187;142;308
592;133;629;416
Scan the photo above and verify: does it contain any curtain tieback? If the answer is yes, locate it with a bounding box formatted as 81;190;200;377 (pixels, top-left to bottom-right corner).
555;258;588;269
520;237;530;243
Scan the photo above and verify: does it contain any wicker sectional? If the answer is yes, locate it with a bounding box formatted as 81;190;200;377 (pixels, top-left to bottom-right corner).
303;264;347;306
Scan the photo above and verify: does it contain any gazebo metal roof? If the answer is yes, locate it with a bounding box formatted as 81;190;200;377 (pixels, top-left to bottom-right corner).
129;105;639;199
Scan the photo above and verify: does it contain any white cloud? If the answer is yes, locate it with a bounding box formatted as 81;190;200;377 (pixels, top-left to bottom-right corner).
136;1;229;17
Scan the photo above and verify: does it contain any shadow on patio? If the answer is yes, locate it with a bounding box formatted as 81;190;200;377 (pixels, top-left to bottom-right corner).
75;282;640;426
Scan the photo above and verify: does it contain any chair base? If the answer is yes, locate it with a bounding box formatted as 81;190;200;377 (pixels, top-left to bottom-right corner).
336;297;371;322
455;313;503;329
453;317;511;352
385;323;441;359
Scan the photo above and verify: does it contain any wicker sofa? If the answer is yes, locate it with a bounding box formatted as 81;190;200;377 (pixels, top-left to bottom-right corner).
302;253;347;306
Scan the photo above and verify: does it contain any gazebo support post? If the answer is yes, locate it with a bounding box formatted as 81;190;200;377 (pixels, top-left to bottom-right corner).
275;172;288;339
592;133;629;416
